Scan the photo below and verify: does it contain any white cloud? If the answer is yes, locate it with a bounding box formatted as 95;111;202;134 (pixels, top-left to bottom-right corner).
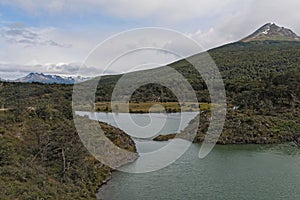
2;0;300;46
1;23;72;47
0;0;244;24
0;23;99;64
184;0;300;50
1;0;300;79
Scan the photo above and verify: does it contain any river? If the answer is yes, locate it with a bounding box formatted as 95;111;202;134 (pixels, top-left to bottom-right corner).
76;111;300;200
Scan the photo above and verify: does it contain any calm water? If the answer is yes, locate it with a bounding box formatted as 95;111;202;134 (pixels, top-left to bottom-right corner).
75;112;300;199
76;111;198;139
98;144;300;200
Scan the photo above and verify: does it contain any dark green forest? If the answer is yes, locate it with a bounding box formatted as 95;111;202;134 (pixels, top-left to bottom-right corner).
93;41;300;144
1;40;300;199
94;41;300;115
0;82;137;199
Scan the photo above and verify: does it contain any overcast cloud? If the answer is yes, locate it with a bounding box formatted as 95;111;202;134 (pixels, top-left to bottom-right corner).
0;0;299;79
1;23;72;47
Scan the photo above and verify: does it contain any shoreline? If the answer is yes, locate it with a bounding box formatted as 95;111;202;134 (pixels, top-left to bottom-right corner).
94;101;209;113
153;133;295;145
96;156;139;199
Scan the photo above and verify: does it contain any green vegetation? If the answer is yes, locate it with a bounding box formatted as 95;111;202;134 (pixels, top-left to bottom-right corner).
131;41;300;144
92;41;300;144
153;109;299;144
1;40;300;198
0;82;137;199
92;41;300;114
210;41;300;113
182;110;299;144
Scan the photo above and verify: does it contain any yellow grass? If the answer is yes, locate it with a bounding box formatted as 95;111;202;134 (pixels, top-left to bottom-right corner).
94;102;211;113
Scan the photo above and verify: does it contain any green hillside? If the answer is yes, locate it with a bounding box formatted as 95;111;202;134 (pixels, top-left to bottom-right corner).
94;41;300;114
0;82;138;199
1;39;300;199
93;41;300;144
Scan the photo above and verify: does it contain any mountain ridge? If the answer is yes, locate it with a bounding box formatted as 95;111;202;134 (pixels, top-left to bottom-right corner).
241;22;300;42
12;72;91;84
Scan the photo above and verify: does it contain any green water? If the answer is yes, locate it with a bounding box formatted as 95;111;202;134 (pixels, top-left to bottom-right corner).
97;144;300;200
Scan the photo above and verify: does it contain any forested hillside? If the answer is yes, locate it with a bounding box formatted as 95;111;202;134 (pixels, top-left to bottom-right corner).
1;39;300;199
0;82;138;199
149;41;300;144
94;41;300;115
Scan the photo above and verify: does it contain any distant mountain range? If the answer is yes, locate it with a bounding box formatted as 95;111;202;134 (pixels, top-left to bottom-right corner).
241;23;300;42
8;73;91;84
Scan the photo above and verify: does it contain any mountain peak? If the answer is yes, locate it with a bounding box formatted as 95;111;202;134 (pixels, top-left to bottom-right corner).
241;23;300;42
14;72;91;84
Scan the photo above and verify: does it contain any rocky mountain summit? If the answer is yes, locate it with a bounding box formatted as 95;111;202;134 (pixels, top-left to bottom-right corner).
241;22;300;42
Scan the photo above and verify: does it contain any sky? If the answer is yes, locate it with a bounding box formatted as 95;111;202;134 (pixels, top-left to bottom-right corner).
0;0;300;79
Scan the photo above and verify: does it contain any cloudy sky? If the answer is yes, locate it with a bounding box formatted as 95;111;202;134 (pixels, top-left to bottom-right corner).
0;0;300;79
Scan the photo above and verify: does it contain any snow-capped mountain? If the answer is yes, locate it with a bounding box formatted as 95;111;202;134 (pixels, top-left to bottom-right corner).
14;73;91;84
241;23;300;42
